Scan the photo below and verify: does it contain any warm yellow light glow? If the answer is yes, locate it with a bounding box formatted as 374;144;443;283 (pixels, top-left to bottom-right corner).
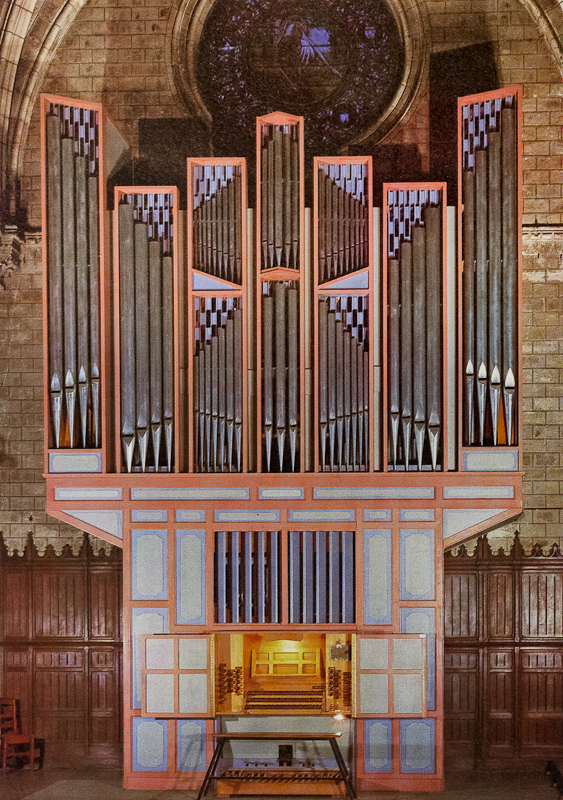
333;710;345;721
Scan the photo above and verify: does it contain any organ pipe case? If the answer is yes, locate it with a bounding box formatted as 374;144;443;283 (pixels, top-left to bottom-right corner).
256;113;306;473
314;157;374;473
458;86;522;471
383;184;448;473
41;94;128;474
187;158;249;474
113;187;180;474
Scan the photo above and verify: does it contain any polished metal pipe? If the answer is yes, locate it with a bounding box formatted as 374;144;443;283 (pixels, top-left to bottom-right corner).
424;204;442;470
502;105;517;445
46;114;63;448
475;147;488;444
462;168;476;444
388;257;400;468
412;224;426;469
118;201;136;471
400;240;413;469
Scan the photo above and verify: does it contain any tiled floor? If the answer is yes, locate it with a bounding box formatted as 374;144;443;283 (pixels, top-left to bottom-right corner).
0;767;553;800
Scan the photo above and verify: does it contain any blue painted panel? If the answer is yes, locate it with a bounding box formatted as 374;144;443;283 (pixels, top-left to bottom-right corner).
363;530;391;625
132;530;168;600
132;717;168;771
131;608;168;709
401;608;436;711
364;720;392;773
400;529;435;601
177;720;207;772
400;719;435;773
176;530;206;625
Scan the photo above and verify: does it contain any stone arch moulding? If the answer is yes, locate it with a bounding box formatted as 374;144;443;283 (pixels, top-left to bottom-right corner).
168;0;432;149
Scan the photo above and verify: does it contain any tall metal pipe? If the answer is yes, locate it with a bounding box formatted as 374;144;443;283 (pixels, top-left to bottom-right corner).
424;204;442;470
46;114;64;448
319;298;328;469
502;105;517;445
88;175;100;448
134;222;150;471
388;258;400;468
119;201;136;471
462;168;476;445
162;254;174;471
412;224;426;469
75;155;89;447
288;287;298;471
475;147;489;444
149;239;163;467
400;240;413;469
61;137;77;446
263;293;274;471
275;282;287;468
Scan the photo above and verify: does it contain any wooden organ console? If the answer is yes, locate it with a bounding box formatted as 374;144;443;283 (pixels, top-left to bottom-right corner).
40;90;523;793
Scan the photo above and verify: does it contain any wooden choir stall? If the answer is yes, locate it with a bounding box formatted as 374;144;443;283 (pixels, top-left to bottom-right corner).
40;89;523;793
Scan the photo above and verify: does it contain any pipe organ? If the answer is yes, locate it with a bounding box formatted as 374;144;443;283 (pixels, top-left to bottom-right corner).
41;88;524;795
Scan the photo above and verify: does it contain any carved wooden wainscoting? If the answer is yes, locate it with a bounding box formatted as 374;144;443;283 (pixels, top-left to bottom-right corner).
444;534;563;770
0;533;123;766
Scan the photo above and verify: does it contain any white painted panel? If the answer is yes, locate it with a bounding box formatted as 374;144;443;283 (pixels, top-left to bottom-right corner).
393;638;423;670
402;721;432;770
444;485;513;499
136;534;164;597
443;508;506;539
178;721;203;771
404;532;432;597
50;453;102;473
146;674;175;715
146;637;174;670
367;534;388;623
179;674;208;714
360;638;388;670
180;534;202;622
368;721;389;770
136;720;165;769
178;638;208;670
359;674;388;714
393;675;423;714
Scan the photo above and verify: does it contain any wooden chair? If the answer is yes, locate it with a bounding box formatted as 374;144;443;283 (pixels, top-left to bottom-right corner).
0;698;17;736
0;698;40;772
2;733;41;772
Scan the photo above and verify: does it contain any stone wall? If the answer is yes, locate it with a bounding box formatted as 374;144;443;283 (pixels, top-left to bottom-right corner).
3;0;563;555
